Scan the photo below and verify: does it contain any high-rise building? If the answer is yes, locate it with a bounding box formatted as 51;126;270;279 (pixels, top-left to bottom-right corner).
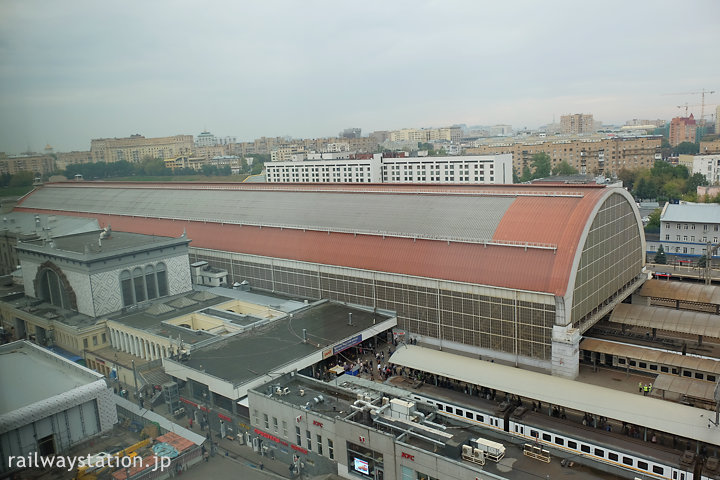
560;114;595;135
668;115;697;146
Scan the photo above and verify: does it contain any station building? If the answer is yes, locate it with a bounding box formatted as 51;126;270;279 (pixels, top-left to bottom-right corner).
14;182;647;379
0;341;117;475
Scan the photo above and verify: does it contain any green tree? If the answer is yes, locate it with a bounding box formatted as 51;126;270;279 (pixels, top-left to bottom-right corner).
675;141;699;155
617;167;637;192
654;245;667;264
139;157;168;176
9;171;35;187
552;160;578;176
698;254;707;268
645;208;661;232
530;153;551;179
685;172;708;193
519;166;533;182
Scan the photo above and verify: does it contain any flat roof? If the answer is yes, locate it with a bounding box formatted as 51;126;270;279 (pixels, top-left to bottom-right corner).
609;303;720;339
0;212;99;237
16;230;189;263
179;302;394;386
390;345;720;446
0;341;103;415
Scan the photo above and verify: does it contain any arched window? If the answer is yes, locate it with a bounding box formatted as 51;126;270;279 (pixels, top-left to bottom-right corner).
120;262;170;308
132;267;146;302
156;262;168;297
38;268;70;308
120;270;133;306
145;265;157;300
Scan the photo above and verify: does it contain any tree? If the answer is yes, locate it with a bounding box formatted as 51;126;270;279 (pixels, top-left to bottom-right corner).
617;167;637;192
645;208;661;232
530;153;551;179
552;160;578;176
675;141;699;155
654;245;667;264
685;172;708;194
9;171;35;187
519;166;533;182
698;254;707;268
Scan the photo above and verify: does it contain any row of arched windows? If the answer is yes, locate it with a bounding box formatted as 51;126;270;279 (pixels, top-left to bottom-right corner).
120;263;168;307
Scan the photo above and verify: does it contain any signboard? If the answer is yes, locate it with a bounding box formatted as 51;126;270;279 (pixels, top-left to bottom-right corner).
333;334;362;355
322;349;332;359
353;457;369;475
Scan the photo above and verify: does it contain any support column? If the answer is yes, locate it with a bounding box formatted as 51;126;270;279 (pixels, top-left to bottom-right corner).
551;324;581;379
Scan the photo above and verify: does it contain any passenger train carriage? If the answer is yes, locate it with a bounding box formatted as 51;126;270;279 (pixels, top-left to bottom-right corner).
406;391;705;480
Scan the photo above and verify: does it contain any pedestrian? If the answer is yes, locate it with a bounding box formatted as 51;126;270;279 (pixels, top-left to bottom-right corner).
259;461;264;470
638;382;642;393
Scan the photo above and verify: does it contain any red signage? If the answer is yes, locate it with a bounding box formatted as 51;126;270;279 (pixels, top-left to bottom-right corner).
254;428;289;447
313;420;323;428
401;452;415;461
180;397;199;408
218;413;232;422
291;444;308;455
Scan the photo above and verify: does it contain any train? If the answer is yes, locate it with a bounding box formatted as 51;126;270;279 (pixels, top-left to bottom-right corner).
404;389;707;480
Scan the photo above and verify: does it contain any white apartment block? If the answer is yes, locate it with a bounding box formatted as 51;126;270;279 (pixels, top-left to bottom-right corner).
692;154;720;185
265;154;513;184
266;156;382;183
381;154;512;184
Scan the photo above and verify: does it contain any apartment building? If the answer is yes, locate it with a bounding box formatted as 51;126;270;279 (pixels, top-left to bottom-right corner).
668;115;697;146
0;154;55;175
55;150;94;170
388;127;462;144
692;154;720;185
265;154;512;184
467;136;662;177
700;139;720;154
266;156;382;183
89;134;194;163
560;114;595;135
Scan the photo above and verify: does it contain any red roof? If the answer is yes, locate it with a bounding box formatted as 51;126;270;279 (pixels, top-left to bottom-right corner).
16;182;620;296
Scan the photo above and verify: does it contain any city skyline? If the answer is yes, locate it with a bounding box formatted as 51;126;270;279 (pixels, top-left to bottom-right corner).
1;0;719;154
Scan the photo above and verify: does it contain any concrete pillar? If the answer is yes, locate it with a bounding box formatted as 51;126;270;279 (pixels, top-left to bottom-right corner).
551;324;581;379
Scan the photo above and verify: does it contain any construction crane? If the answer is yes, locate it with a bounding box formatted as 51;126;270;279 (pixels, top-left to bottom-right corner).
676;103;719;119
668;89;716;125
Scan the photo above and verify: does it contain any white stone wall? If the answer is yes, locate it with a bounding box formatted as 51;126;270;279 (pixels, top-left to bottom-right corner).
90;269;124;317
63;269;93;316
19;259;40;297
165;253;192;295
551;324;580;379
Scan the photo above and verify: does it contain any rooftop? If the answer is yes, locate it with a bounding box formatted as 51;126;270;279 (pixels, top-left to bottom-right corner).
662;202;720;224
0;341;103;415
176;301;394;386
16;229;189;263
15;182;635;296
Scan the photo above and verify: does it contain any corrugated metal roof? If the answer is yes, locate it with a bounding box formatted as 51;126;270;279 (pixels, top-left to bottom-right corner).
609;303;720;339
15;183;625;296
653;374;716;402
639;279;720;305
390;345;719;446
580;338;720;375
662;203;720;224
18;185;516;242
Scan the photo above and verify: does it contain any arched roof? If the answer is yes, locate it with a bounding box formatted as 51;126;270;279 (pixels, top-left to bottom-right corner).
16;182;634;297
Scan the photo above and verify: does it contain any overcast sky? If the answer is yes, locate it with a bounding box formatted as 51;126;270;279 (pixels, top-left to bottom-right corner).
1;0;719;154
